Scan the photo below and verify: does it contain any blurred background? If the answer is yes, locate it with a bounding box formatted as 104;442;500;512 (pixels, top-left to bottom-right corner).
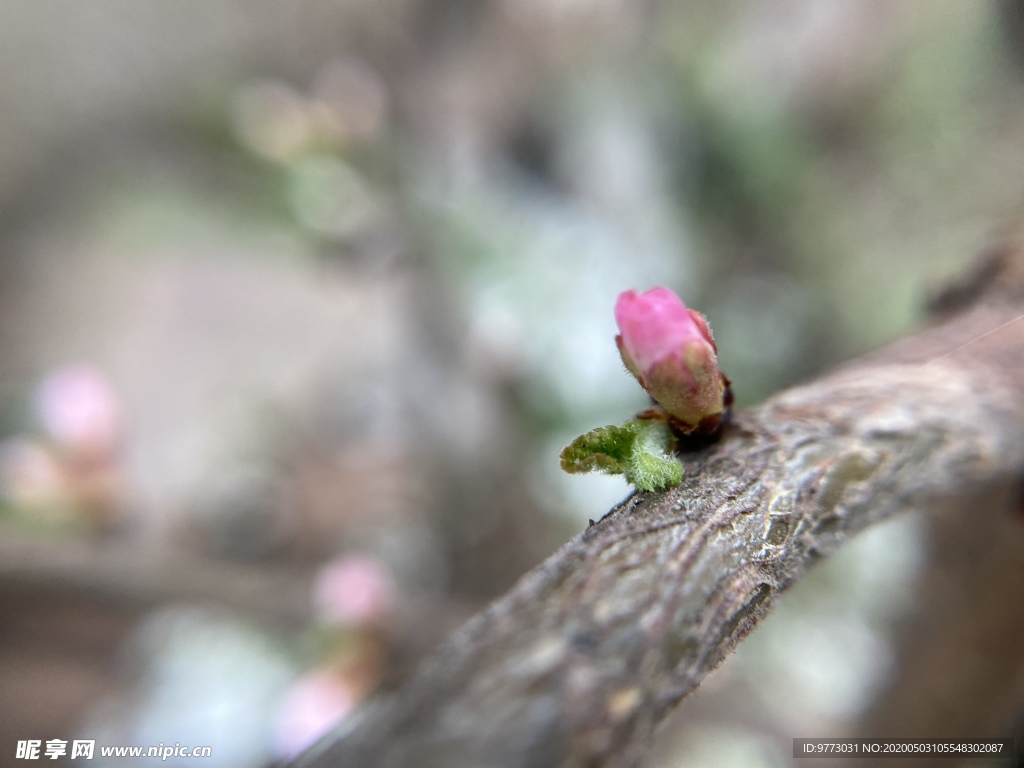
2;1;1024;766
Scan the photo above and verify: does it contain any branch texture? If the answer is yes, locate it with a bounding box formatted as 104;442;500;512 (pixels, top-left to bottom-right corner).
296;246;1024;768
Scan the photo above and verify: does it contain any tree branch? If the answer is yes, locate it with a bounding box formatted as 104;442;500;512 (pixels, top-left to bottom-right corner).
0;525;314;623
295;244;1024;768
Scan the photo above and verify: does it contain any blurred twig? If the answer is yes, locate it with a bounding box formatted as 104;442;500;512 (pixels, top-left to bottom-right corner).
292;230;1024;768
0;525;313;624
848;483;1024;768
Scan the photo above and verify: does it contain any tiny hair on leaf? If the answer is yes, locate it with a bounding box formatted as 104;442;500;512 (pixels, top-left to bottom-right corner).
560;420;683;492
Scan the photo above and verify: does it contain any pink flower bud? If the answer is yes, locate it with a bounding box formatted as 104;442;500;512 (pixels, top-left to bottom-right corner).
614;287;726;430
273;670;358;760
35;365;121;456
313;554;394;626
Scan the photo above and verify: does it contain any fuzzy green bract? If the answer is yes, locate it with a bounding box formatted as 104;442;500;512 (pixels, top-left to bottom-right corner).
560;419;683;492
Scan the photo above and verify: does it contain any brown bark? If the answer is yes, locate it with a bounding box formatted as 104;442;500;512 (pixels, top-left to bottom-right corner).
295;237;1024;768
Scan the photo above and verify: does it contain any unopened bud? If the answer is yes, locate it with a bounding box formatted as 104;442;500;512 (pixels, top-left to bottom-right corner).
614;287;725;431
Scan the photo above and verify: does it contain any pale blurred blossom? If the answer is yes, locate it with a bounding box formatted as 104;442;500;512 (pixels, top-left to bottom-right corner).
273;670;358;760
310;57;388;141
231;80;312;163
35;365;121;455
286;156;382;240
0;437;65;508
313;554;394;626
232;59;386;166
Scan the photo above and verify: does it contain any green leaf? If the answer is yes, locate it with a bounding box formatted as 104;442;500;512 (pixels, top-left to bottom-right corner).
560;424;635;475
626;421;684;491
560;420;683;492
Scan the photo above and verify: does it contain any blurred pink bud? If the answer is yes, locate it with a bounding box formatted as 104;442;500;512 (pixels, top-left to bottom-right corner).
313;554;394;626
614;287;725;429
273;671;358;760
35;365;121;454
